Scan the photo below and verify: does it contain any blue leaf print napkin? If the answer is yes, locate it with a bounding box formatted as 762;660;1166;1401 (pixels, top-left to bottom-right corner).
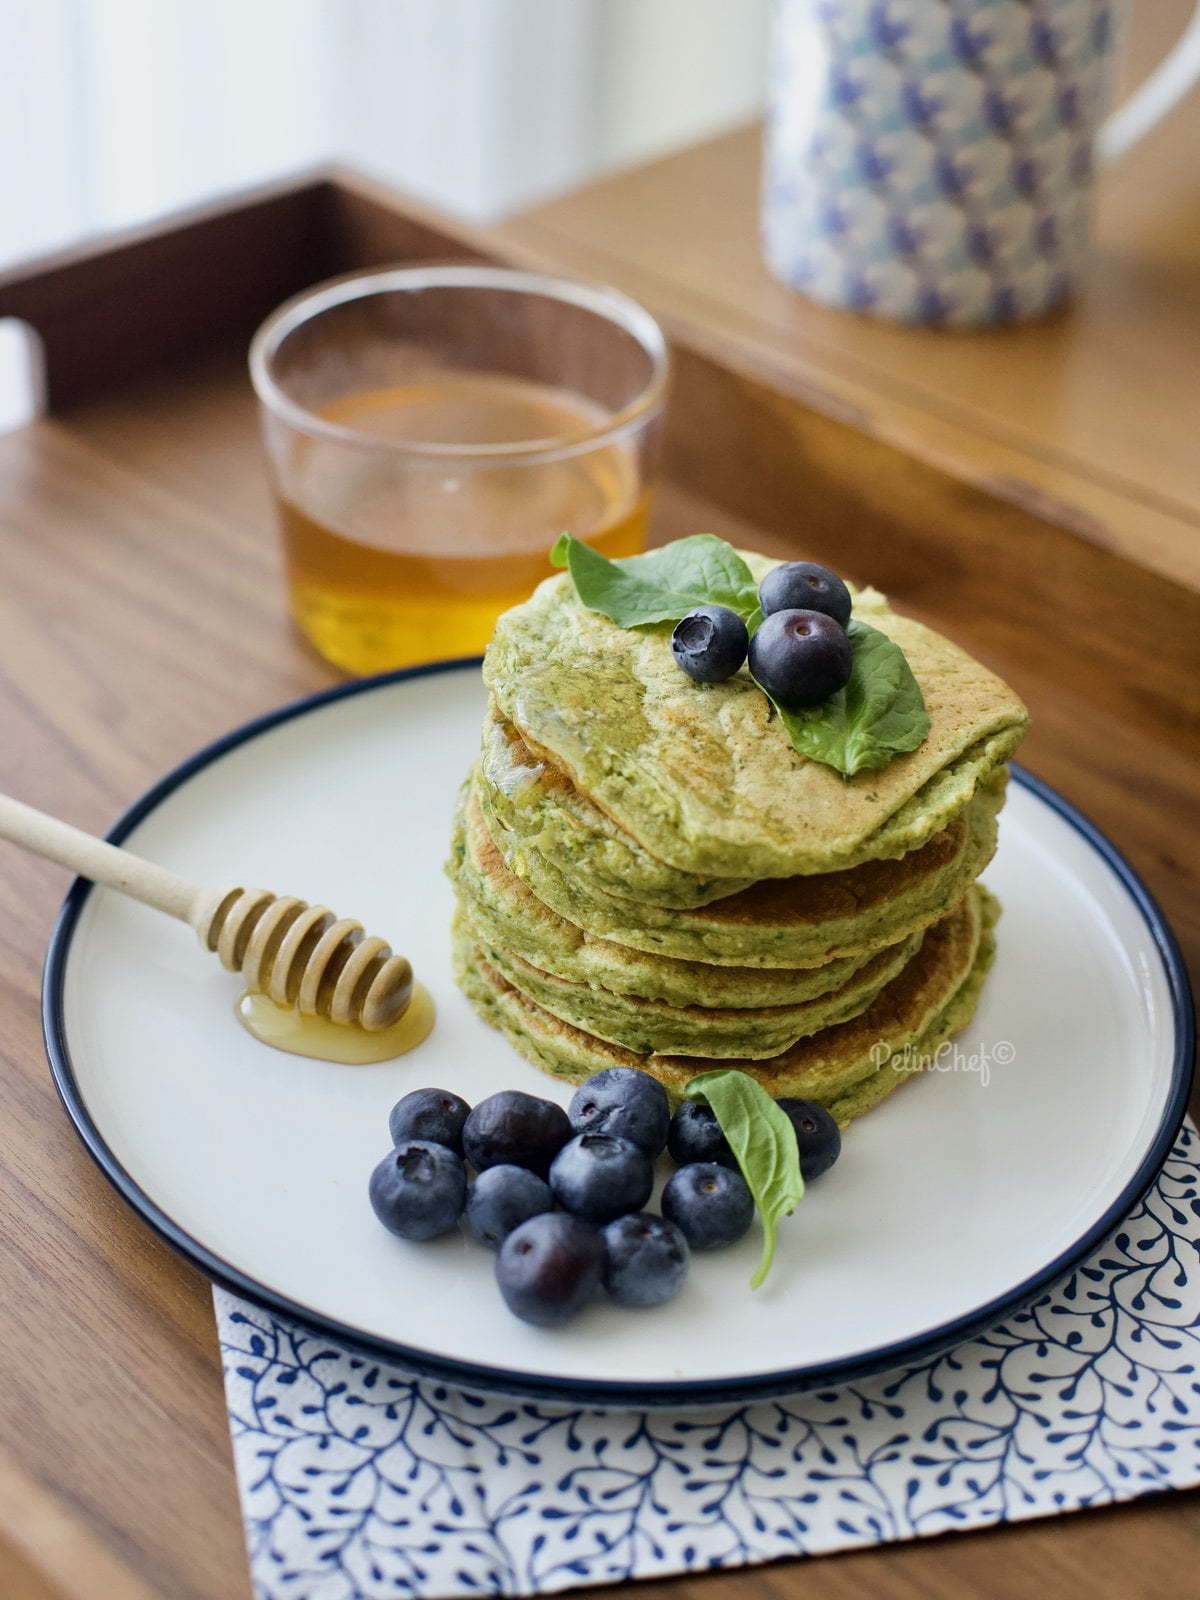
218;1121;1200;1599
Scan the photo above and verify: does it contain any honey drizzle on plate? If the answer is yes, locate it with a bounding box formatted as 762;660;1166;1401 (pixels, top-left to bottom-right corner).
237;983;435;1063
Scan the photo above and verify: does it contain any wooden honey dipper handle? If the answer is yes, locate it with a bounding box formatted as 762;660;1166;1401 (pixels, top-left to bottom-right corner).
0;794;203;920
0;794;413;1031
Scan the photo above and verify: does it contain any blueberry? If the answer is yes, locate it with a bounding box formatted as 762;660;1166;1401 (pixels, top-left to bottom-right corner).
368;1140;467;1241
549;1134;654;1224
666;1100;737;1169
467;1164;555;1249
569;1067;670;1154
671;605;749;685
388;1087;471;1155
602;1212;689;1308
778;1098;842;1181
463;1090;571;1177
662;1162;754;1250
496;1213;605;1326
748;608;853;710
758;562;852;628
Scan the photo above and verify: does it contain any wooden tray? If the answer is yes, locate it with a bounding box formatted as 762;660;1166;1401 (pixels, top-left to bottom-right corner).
0;169;1195;1599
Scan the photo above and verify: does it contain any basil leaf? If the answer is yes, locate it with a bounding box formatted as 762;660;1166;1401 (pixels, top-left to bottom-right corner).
684;1069;804;1289
763;619;930;778
550;532;759;627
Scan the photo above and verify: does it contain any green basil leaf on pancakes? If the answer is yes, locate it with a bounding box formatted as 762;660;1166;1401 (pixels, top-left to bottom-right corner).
550;533;930;777
551;532;759;627
767;618;930;778
684;1069;804;1289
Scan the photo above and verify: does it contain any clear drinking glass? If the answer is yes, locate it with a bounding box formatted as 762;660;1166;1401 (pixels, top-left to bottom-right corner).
249;264;668;675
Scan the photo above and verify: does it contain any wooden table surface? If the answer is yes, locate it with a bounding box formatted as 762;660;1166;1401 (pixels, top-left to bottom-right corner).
1;41;1198;1600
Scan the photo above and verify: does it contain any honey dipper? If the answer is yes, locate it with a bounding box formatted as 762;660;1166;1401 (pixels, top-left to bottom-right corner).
0;793;413;1030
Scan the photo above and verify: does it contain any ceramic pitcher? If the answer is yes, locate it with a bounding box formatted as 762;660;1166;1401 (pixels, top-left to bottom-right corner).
764;0;1200;324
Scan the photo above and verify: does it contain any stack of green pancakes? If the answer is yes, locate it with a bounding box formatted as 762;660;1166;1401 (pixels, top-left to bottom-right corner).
449;554;1028;1128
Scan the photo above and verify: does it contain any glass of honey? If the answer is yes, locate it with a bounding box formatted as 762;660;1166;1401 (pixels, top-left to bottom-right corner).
249;265;668;675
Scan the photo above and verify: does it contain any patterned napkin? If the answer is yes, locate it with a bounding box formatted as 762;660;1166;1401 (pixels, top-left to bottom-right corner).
218;1121;1200;1600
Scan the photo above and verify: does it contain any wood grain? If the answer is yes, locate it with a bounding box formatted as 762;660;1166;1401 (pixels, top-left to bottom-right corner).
0;1444;160;1600
0;119;1196;1600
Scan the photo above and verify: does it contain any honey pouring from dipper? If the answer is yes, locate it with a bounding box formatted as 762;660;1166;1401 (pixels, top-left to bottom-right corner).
0;792;433;1063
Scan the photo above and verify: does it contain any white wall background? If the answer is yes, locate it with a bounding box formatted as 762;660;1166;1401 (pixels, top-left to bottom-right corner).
1;0;768;268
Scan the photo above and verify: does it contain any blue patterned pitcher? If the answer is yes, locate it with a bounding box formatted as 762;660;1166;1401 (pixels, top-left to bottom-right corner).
764;0;1200;324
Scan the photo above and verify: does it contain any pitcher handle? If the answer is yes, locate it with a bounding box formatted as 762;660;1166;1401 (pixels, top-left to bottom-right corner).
1098;2;1200;162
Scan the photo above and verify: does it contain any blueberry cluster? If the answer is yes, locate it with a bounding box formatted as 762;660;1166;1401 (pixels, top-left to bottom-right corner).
671;561;854;709
368;1069;841;1327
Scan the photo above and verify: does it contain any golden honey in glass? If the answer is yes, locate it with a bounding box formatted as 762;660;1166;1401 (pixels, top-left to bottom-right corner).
250;267;667;675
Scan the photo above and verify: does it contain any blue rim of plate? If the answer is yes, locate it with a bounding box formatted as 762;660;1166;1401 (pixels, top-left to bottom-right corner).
41;658;1196;1408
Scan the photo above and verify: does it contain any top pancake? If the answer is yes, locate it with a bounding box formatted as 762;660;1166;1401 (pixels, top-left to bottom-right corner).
484;555;1028;879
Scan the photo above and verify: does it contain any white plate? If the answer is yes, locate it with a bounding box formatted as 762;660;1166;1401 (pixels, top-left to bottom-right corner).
44;662;1193;1405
